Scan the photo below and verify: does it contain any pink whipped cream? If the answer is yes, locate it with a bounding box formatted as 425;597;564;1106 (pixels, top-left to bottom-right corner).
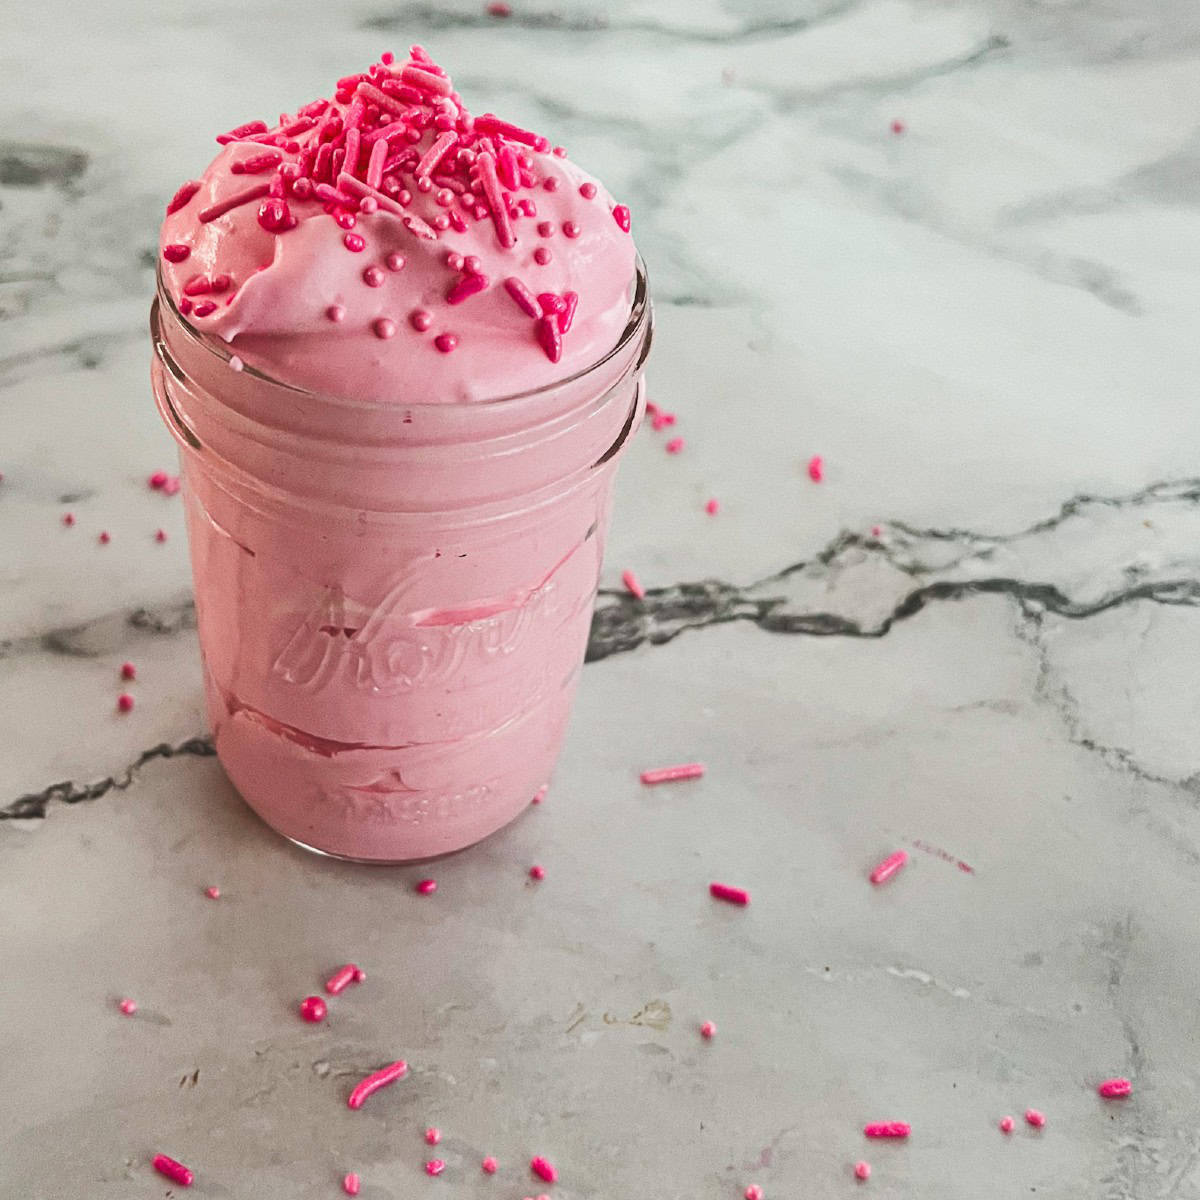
159;45;635;403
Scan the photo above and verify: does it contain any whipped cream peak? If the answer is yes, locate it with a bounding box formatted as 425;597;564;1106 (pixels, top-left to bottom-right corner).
159;46;637;403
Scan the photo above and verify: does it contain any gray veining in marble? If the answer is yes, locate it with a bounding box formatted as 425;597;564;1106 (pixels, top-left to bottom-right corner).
4;1;1200;1197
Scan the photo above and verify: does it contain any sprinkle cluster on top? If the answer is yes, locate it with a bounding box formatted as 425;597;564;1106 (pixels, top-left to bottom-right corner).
162;46;632;364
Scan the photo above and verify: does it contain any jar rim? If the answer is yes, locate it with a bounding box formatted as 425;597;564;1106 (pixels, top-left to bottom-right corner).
153;256;651;413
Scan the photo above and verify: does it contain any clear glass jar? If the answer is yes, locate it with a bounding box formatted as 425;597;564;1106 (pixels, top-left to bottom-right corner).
150;263;651;862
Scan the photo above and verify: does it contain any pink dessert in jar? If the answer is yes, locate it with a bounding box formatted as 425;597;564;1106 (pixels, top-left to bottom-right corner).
151;45;650;861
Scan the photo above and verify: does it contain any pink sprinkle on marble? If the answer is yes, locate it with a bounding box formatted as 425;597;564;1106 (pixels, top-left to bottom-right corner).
530;1157;557;1183
62;512;75;526
374;318;397;339
162;243;190;263
891;119;905;134
487;1;512;14
534;247;552;265
410;309;433;332
641;763;705;785
344;233;366;252
434;332;459;353
621;569;645;599
425;1128;442;1145
745;1187;763;1200
326;964;361;995
163;476;181;495
416;879;437;895
152;1154;194;1187
999;1116;1014;1133
150;469;169;489
535;315;562;362
343;1173;361;1196
854;1162;871;1181
863;1123;910;1139
869;850;908;885
700;1021;717;1039
386;252;406;271
347;1060;408;1109
529;865;545;880
120;662;136;680
155;528;167;542
1025;1109;1045;1128
1098;1078;1132;1098
425;1159;446;1177
100;531;112;545
666;437;684;454
710;882;750;906
807;455;824;482
612;204;631;232
326;304;346;323
363;266;385;287
205;886;220;899
706;499;719;515
532;785;548;805
299;995;327;1023
482;1156;498;1174
117;693;134;713
871;525;882;537
119;998;137;1015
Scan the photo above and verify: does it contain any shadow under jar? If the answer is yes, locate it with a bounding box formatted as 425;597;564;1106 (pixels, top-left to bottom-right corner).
150;261;651;862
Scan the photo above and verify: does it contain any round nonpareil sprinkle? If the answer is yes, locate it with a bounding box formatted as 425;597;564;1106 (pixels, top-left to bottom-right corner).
152;1154;194;1187
482;1156;498;1174
529;865;545;880
700;1020;716;1039
299;995;327;1023
347;1060;408;1109
343;1173;361;1196
99;531;111;545
425;1127;442;1145
666;437;684;454
999;1116;1014;1133
373;317;397;339
205;886;220;899
326;304;346;322
425;1159;446;1177
434;332;459;353
155;529;167;542
63;513;75;526
640;763;705;785
119;998;137;1015
117;693;134;713
120;662;137;680
705;499;719;515
745;1186;763;1200
854;1162;871;1181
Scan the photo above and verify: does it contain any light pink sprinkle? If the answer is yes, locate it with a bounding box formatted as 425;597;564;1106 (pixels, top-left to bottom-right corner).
871;525;882;537
530;1157;557;1183
152;1154;194;1187
529;865;545;880
475;151;515;249
347;1060;408;1109
869;850;908;885
117;693;134;713
700;1020;716;1039
326;964;361;995
710;882;750;906
119;998;137;1015
999;1116;1014;1133
473;114;549;152
705;499;719;515
641;763;705;785
807;454;824;482
204;886;220;900
482;1156;498;1174
745;1187;763;1200
487;1;511;14
891;119;905;134
299;995;327;1023
416;130;459;178
198;182;271;223
120;661;137;680
343;1173;361;1196
532;785;548;805
374;317;397;340
425;1159;446;1177
621;569;645;599
416;879;437;895
1098;1078;1132;1098
163;476;180;495
666;437;684;454
854;1162;871;1181
166;180;202;215
1025;1109;1045;1128
864;1123;910;1139
402;64;453;97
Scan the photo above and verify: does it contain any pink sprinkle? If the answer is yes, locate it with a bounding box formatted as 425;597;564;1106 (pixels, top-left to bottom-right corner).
482;1156;498;1174
666;437;684;454
119;998;137;1015
869;850;908;885
891;119;905;134
854;1162;871;1181
807;454;824;482
344;232;366;252
117;693;134;713
434;332;459;353
425;1128;442;1145
1098;1078;1132;1098
62;512;75;526
191;300;217;318
374;318;397;340
543;177;560;193
416;130;459;178
155;528;167;542
621;569;645;599
447;273;489;305
999;1116;1014;1133
530;1157;557;1184
198;182;271;224
326;304;346;323
534;247;552;265
562;220;581;239
535;315;562;363
120;662;137;680
363;265;385;287
152;1154;194;1187
487;1;511;14
710;882;750;906
353;965;367;982
700;1020;717;1039
579;182;597;199
473;114;549;152
425;1159;446;1177
99;531;112;545
326;964;362;995
299;995;327;1023
166;180;202;215
559;291;578;334
386;252;406;272
343;1173;361;1196
1024;1109;1045;1128
504;276;543;318
705;498;719;515
410;309;433;332
416;879;437;895
402;65;453;97
529;865;545;880
162;476;181;495
149;470;168;489
347;1060;408;1109
475;151;515;249
215;119;268;144
612;204;631;232
162;243;190;263
863;1123;910;1139
871;525;882;537
532;785;548;805
641;763;705;785
204;886;220;900
745;1187;763;1200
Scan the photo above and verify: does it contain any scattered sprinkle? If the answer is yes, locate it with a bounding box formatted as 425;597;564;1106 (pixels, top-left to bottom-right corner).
117;693;134;713
641;763;705;785
363;266;385;287
999;1116;1014;1133
149;471;169;489
705;499;719;515
864;1123;910;1139
425;1159;446;1177
621;569;645;600
425;1128;442;1146
344;233;366;253
869;850;908;886
99;531;111;545
326;964;363;995
891;119;905;134
579;182;597;199
62;513;75;526
482;1157;498;1174
120;662;137;681
347;1060;408;1110
152;1154;194;1187
1098;1078;1131;1098
416;879;437;895
299;995;328;1023
871;525;882;537
854;1162;871;1181
710;882;750;906
155;529;168;542
119;998;137;1015
386;252;406;272
532;786;548;805
530;1157;558;1184
1024;1109;1045;1128
700;1020;717;1040
666;437;684;454
410;309;434;332
343;1173;361;1196
807;454;824;482
204;886;221;900
533;246;552;265
529;865;545;880
745;1187;763;1200
487;1;512;15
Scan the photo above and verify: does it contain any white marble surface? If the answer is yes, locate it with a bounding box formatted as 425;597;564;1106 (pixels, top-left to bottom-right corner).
4;1;1200;1196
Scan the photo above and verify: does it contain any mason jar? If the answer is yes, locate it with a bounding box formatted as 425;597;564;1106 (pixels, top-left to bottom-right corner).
150;262;651;862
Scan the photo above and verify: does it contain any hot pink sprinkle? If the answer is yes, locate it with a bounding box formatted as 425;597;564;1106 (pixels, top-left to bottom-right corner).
1098;1078;1132;1098
537;220;554;237
343;1173;361;1196
530;1157;557;1184
535;315;562;363
482;1156;498;1174
666;437;684;454
416;879;437;895
579;182;597;199
119;998;137;1015
869;850;908;885
192;300;217;318
347;1060;408;1110
807;455;824;482
504;277;543;318
257;197;295;233
353;965;367;982
120;662;136;680
299;995;327;1023
216;119;268;144
344;232;366;252
710;882;750;906
745;1187;763;1200
166;180;202;215
152;1154;194;1187
149;470;168;489
559;291;579;334
641;763;705;785
537;292;566;316
562;220;580;239
417;130;459;178
434;332;459;353
117;693;134;713
863;1123;910;1139
62;512;75;526
700;1021;717;1039
425;1128;442;1145
99;531;112;545
705;499;719;515
231;150;283;175
474;114;549;152
543;177;560;193
621;569;645;599
198;182;271;223
326;964;362;995
612;204;631;232
999;1116;1014;1133
374;318;397;339
534;247;552;265
205;886;220;899
410;309;433;332
155;528;167;542
1025;1109;1045;1128
854;1162;871;1181
529;865;546;880
425;1159;446;1177
162;243;190;263
447;273;489;305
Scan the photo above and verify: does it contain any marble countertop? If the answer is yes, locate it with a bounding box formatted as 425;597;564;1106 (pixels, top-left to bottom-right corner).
4;1;1200;1196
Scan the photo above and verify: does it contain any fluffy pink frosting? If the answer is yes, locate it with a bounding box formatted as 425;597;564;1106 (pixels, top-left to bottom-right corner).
158;48;636;403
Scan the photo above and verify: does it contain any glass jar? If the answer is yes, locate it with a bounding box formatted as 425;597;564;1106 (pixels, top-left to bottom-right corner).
150;262;651;862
